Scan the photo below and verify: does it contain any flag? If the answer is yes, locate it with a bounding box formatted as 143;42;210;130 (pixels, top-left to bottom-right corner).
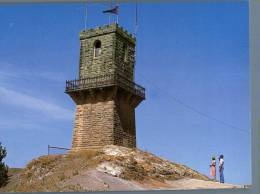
103;5;119;15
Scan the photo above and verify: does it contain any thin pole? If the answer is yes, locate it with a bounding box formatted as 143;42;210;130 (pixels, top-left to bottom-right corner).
48;145;50;155
134;1;138;37
133;1;138;81
109;1;112;24
84;3;88;30
116;2;119;24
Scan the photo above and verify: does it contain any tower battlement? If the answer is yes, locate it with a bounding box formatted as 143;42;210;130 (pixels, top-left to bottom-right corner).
80;23;136;44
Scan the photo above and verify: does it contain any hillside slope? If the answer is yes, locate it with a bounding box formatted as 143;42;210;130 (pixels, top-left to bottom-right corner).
0;145;242;192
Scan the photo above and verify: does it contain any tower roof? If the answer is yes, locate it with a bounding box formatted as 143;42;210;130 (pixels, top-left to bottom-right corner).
80;23;136;44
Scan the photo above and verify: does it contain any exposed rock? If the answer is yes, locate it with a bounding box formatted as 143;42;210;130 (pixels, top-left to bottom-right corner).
96;162;123;177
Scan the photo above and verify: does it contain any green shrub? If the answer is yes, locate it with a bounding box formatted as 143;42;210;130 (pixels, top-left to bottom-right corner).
0;142;8;187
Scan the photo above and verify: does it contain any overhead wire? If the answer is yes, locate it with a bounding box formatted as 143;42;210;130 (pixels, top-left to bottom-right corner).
136;72;250;135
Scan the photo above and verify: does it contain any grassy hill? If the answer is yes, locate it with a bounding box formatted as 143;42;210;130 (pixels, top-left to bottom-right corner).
0;145;241;192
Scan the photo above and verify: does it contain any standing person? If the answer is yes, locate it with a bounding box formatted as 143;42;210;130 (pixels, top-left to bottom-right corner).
210;156;216;180
219;155;224;183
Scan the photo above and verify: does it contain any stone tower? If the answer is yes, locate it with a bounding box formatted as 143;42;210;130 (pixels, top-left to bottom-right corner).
65;23;145;151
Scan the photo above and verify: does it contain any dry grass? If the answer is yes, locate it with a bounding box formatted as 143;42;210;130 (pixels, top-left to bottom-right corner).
26;155;60;170
0;146;211;192
119;155;147;181
2;149;104;192
66;149;104;168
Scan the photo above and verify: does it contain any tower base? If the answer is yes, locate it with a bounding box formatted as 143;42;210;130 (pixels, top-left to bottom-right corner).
70;88;140;151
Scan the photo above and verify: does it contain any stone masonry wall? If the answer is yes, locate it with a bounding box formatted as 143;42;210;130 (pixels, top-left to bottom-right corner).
113;93;136;148
71;91;136;150
79;33;116;79
79;24;136;81
114;33;135;81
72;100;115;151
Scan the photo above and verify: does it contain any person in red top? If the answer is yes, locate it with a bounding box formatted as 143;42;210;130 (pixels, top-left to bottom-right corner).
210;156;216;180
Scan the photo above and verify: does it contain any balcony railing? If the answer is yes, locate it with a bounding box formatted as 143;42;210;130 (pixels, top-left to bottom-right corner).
65;73;145;99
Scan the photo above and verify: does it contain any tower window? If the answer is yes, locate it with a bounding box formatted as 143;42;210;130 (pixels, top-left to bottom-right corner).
123;43;128;62
94;40;101;58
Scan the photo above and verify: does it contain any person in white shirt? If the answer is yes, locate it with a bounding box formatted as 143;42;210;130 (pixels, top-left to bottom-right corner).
219;154;224;183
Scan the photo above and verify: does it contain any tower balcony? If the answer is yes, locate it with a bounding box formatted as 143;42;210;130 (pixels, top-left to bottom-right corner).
65;73;145;100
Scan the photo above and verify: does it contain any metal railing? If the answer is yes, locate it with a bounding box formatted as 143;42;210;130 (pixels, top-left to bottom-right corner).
65;73;145;99
47;145;70;155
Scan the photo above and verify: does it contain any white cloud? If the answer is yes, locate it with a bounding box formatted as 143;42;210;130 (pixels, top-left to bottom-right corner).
0;117;45;131
32;71;66;82
0;71;22;79
0;62;66;82
0;87;74;121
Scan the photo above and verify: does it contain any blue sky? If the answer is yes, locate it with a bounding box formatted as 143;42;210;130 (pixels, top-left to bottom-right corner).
0;2;250;185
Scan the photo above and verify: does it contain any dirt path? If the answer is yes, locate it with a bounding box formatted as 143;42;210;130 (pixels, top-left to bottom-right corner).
165;178;243;190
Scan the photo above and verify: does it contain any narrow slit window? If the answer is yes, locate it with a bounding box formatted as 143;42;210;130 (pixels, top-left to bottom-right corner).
123;43;128;62
94;40;101;58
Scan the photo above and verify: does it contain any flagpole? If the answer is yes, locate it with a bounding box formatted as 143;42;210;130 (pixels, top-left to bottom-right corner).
109;1;112;25
117;3;119;24
84;3;88;30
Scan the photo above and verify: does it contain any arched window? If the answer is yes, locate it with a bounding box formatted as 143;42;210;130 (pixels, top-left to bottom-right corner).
94;40;101;58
